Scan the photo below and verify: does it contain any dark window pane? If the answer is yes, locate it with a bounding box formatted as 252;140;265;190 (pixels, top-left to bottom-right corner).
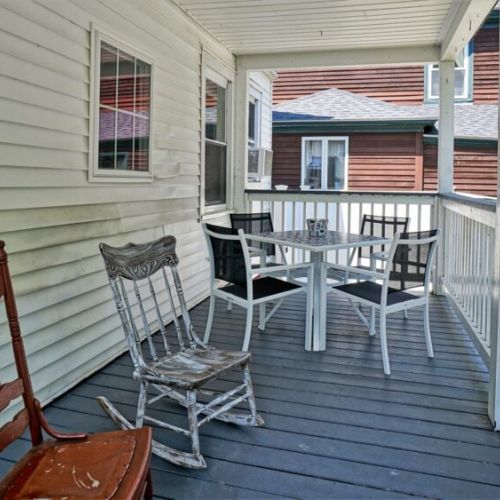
205;142;226;206
117;49;135;112
116;112;134;170
205;79;225;142
135;59;151;114
100;42;117;107
98;107;116;169
248;101;256;143
134;115;150;171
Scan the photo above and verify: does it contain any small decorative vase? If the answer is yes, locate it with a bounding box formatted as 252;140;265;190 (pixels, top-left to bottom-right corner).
307;218;329;237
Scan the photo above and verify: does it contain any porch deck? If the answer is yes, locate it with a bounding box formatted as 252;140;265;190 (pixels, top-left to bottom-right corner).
3;294;500;499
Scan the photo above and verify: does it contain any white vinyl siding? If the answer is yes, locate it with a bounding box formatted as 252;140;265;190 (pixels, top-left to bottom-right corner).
0;0;235;416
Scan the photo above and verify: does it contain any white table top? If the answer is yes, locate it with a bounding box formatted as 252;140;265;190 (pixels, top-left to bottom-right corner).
248;230;389;252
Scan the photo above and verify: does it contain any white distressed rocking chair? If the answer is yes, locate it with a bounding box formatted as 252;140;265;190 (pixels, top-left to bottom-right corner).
98;235;264;469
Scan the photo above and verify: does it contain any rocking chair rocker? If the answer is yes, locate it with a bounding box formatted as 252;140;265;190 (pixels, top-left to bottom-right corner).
99;235;264;469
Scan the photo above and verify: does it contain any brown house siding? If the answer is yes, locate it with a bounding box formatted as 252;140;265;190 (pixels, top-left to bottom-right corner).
272;132;421;191
273;24;498;106
473;26;499;104
423;143;498;197
273;67;425;105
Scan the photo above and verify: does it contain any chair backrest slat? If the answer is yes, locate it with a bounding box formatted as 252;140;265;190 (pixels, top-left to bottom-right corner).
100;235;203;370
0;408;29;453
0;379;25;414
0;241;43;449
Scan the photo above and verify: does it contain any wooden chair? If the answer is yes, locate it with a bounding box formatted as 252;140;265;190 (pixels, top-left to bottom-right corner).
0;241;153;500
99;235;264;469
323;230;439;375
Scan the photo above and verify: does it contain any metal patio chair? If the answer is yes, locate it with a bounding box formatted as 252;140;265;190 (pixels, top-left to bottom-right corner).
0;241;153;499
323;230;439;375
328;214;410;282
98;235;263;469
202;223;313;351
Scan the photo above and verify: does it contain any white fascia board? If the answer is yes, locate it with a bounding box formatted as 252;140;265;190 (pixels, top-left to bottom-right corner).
440;0;497;61
237;45;440;71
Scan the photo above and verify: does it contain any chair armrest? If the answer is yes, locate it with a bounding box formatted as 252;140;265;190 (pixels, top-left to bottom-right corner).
322;262;384;281
248;246;267;258
252;262;313;276
35;399;87;440
370;251;388;262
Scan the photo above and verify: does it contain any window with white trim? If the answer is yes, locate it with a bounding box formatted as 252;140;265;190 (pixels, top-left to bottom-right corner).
204;77;228;207
301;137;348;190
91;31;153;181
248;94;260;149
425;43;472;101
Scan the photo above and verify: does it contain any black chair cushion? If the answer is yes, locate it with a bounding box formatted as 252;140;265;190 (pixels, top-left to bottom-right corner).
335;281;418;305
221;277;301;300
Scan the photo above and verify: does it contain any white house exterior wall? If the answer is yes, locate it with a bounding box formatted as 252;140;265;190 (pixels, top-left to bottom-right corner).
0;0;235;412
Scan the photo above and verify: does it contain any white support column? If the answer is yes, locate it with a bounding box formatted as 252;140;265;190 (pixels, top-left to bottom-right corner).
232;63;249;212
435;60;455;294
487;27;500;429
437;60;455;194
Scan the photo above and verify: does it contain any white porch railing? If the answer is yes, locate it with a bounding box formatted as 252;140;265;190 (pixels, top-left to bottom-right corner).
245;189;497;362
246;190;437;266
440;194;497;359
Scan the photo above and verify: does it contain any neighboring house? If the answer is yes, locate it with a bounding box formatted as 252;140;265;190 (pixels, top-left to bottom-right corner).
271;10;499;196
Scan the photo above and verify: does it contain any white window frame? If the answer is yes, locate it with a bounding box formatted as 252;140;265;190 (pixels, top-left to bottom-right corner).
201;49;234;215
89;27;154;183
301;136;349;191
425;42;472;102
248;86;261;149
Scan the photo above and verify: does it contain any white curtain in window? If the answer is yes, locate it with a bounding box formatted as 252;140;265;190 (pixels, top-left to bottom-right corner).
327;140;346;190
304;140;322;189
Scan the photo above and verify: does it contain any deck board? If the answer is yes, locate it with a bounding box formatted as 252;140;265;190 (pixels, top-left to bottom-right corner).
3;294;500;499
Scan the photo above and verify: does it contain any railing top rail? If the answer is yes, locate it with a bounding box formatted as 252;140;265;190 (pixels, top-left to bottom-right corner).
246;189;438;197
440;192;496;213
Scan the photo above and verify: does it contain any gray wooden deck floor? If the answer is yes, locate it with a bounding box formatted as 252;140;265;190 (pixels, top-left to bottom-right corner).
3;294;500;499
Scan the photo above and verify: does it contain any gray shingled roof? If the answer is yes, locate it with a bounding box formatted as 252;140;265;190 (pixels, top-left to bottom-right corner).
273;88;498;140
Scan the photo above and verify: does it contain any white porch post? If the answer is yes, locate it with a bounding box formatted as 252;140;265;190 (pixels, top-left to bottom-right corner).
435;60;455;294
437;60;455;193
232;64;249;212
487;28;500;428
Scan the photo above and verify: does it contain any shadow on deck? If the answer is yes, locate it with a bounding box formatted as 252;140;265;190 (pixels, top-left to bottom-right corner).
2;294;500;499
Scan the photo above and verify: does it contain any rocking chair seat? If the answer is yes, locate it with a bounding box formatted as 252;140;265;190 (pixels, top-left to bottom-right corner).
147;348;251;389
0;428;152;500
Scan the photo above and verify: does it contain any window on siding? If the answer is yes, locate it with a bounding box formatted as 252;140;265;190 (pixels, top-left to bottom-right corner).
91;33;153;181
204;78;227;206
425;43;472;101
301;137;348;190
248;97;260;148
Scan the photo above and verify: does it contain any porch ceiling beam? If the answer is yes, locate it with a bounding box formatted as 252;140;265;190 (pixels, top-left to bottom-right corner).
440;0;497;61
236;45;440;71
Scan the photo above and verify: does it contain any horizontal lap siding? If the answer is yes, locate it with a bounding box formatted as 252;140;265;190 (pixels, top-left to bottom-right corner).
0;0;234;412
273;67;424;105
272;132;419;190
473;26;499;104
423;144;498;197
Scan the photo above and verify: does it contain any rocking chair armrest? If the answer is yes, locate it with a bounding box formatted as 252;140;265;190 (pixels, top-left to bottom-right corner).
252;262;313;276
322;262;385;281
35;399;88;440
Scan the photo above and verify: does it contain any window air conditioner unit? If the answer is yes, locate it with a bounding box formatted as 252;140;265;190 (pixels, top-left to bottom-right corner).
248;148;273;181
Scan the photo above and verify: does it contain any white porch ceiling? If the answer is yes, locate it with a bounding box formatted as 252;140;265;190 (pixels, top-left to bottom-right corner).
172;0;494;58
